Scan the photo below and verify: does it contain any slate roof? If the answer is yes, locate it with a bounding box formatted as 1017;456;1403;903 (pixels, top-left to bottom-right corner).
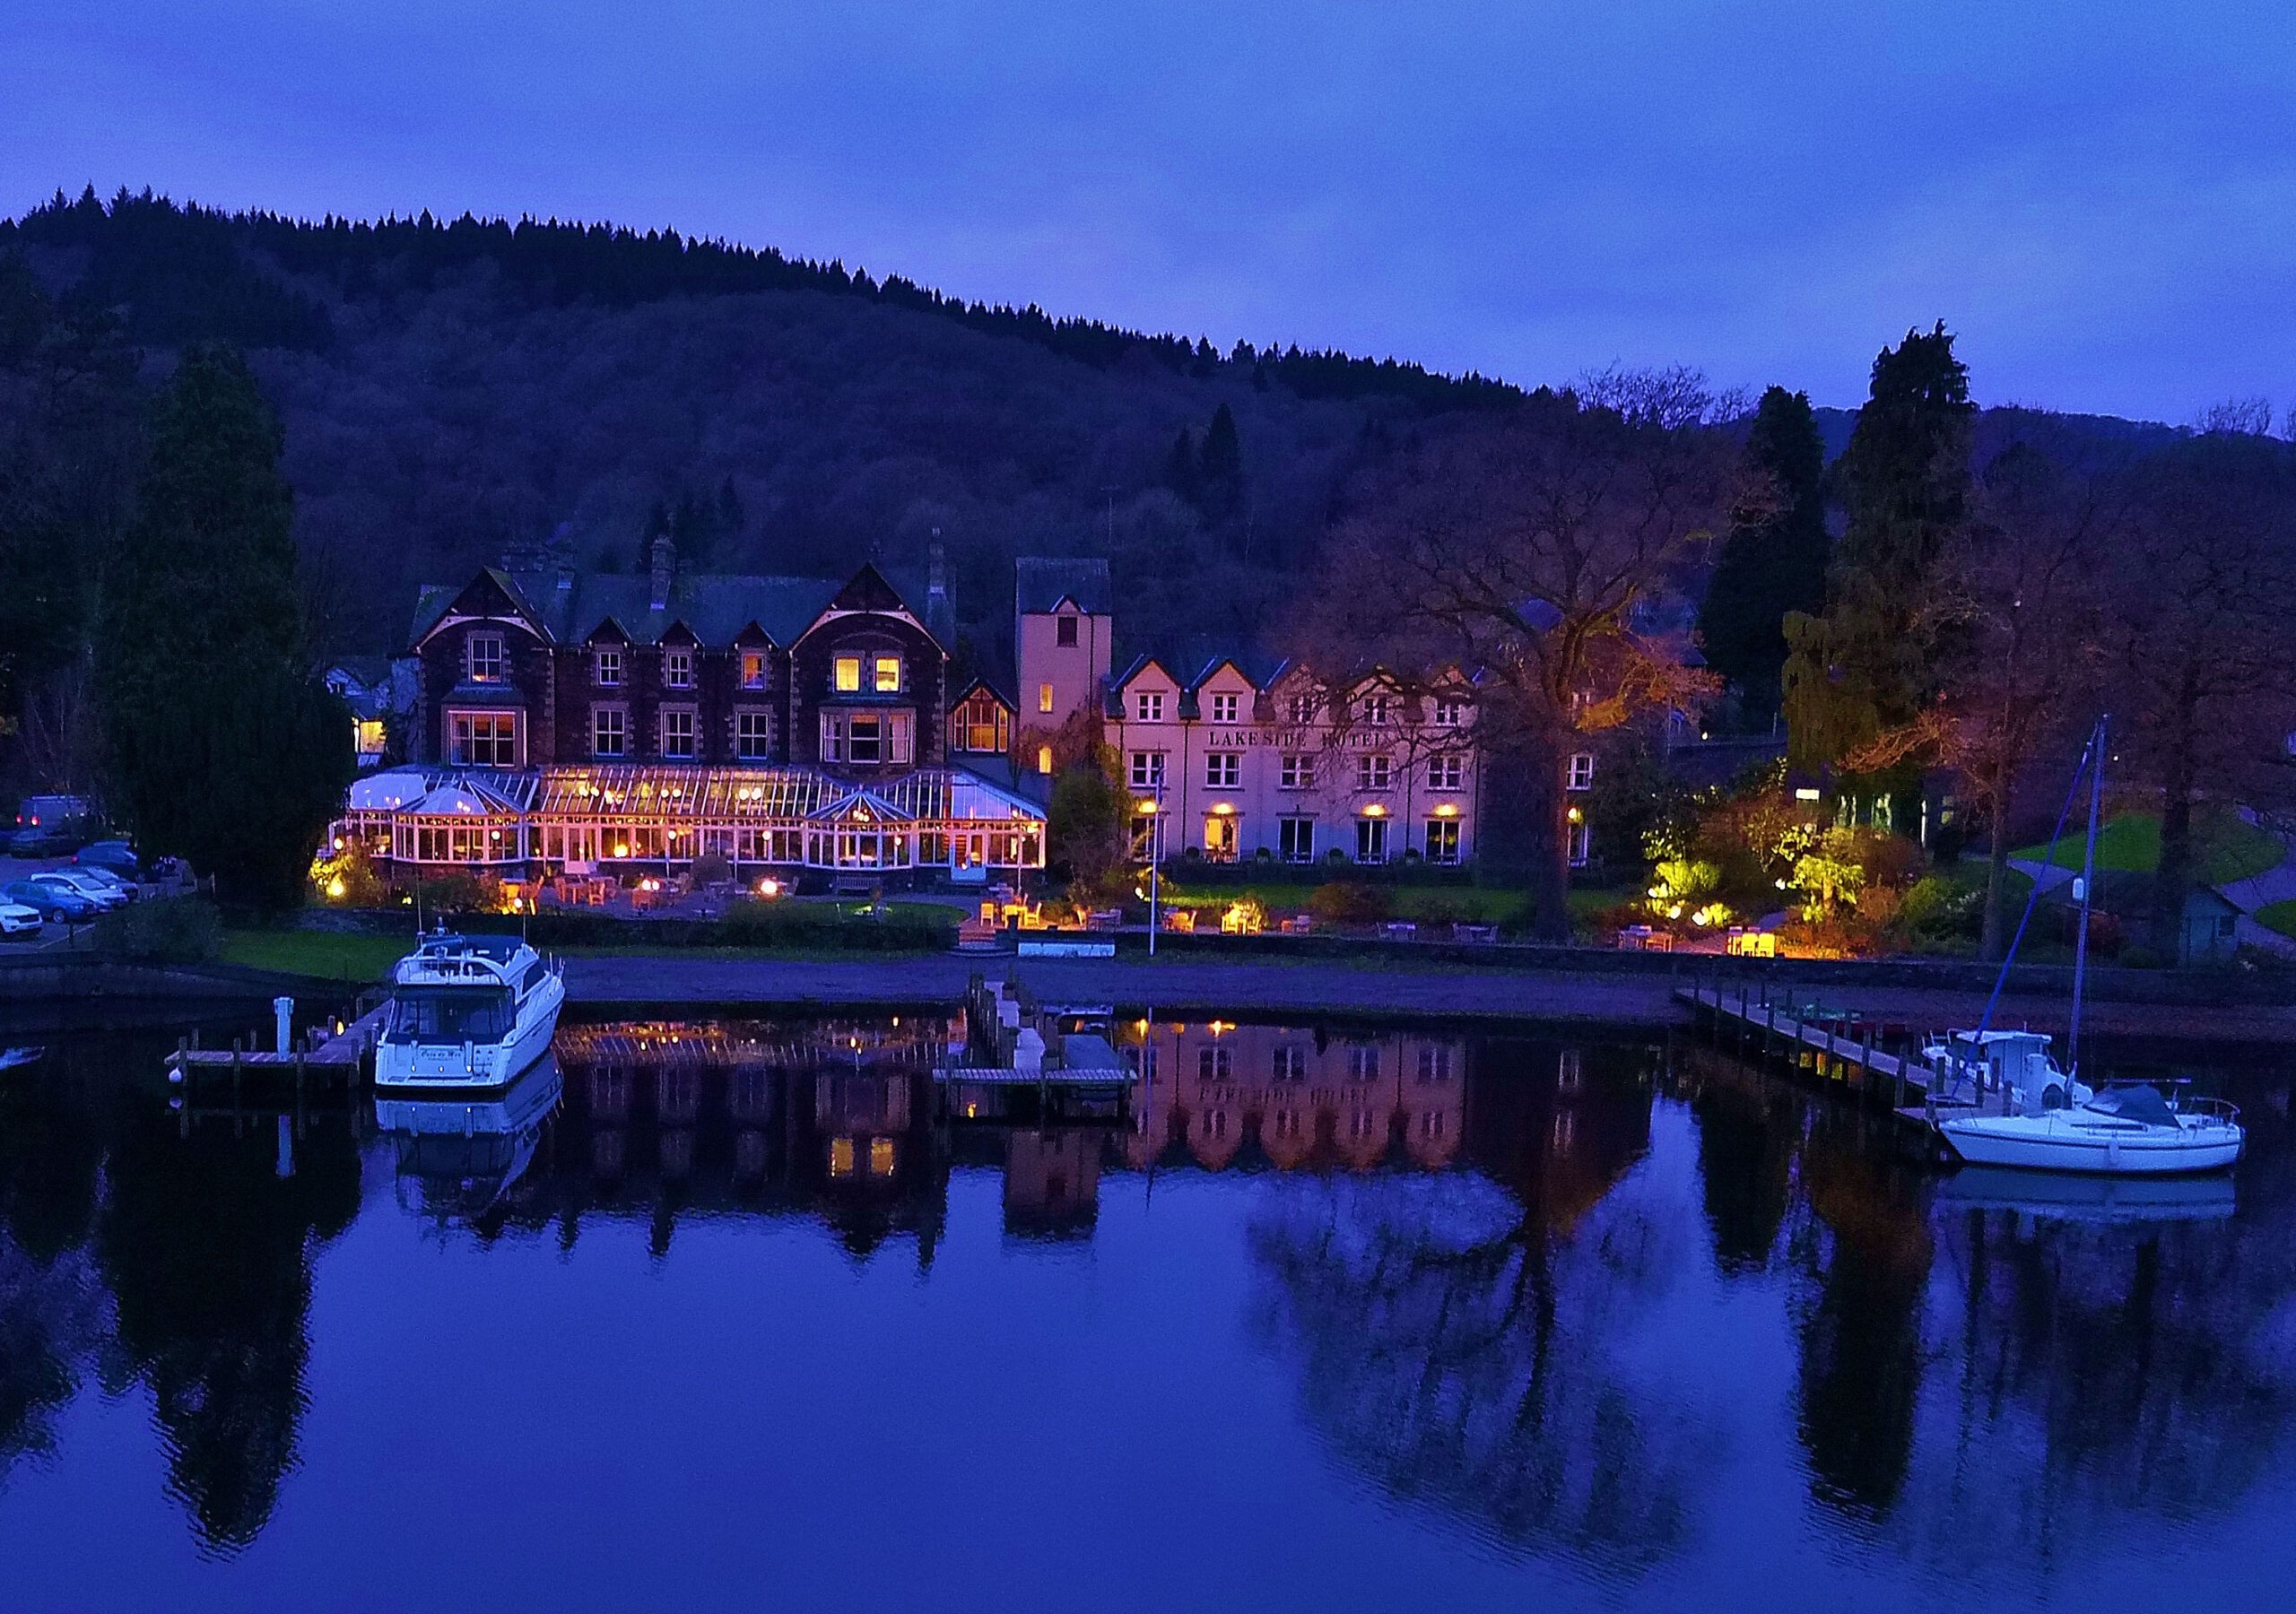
412;567;885;650
1014;557;1113;617
1105;642;1295;715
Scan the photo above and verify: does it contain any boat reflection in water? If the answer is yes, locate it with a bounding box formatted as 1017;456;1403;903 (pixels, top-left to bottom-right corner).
1935;1162;2238;1224
376;1055;565;1225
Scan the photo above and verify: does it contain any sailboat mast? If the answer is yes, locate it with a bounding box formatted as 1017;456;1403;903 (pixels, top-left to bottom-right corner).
2067;716;2108;1077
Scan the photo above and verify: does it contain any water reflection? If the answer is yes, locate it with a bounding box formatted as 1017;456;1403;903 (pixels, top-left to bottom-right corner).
2;1012;2294;1607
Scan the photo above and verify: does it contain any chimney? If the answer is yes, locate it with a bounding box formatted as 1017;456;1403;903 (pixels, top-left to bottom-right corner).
649;534;675;612
927;533;947;603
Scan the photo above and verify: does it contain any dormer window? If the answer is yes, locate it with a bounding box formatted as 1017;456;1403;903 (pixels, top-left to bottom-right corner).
1361;694;1394;726
741;650;770;690
1210;692;1239;725
467;633;505;683
874;655;902;693
1135;690;1166;723
834;655;862;693
664;647;694;690
596;647;623;688
1434;698;1465;727
1287;693;1318;725
1057;614;1079;647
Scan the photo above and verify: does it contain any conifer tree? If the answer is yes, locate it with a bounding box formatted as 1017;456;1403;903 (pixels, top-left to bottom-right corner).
1198;402;1244;516
96;345;352;908
1781;325;1973;805
1697;387;1829;728
1163;427;1198;504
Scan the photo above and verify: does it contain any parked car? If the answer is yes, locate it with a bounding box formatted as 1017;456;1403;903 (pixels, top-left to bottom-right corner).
69;864;138;901
0;900;41;936
77;841;149;880
2;881;98;922
23;871;125;911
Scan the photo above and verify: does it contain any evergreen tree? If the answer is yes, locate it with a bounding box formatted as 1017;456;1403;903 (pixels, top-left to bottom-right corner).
96;345;352;908
1781;324;1973;794
1163;427;1198;503
1198;402;1244;516
1697;386;1829;728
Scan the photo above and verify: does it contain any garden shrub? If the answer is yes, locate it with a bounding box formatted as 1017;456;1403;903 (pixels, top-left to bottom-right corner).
94;896;222;964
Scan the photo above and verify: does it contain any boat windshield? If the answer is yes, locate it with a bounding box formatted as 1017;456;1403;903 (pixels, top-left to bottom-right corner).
387;987;512;1043
2083;1084;2176;1126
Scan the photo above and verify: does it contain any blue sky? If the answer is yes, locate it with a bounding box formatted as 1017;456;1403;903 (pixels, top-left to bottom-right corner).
7;2;2293;420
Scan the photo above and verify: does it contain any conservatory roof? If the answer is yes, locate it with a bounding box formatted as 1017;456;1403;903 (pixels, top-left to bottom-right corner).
370;765;1047;825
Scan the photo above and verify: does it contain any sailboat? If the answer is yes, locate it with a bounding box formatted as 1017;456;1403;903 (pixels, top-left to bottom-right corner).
1932;716;2245;1176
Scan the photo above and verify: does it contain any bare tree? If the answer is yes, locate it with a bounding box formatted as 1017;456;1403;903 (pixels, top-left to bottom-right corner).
1308;372;1736;937
2107;434;2296;957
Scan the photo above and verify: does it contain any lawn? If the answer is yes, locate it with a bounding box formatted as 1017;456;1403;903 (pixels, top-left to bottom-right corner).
2013;811;2283;887
1150;881;1539;928
220;930;410;982
2255;900;2296;940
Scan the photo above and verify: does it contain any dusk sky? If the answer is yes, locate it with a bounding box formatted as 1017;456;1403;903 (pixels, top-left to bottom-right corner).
9;2;2294;421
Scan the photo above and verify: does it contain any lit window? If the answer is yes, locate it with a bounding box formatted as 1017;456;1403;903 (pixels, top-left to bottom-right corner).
829;1136;855;1176
595;646;622;687
664;647;694;689
466;633;505;682
1135;690;1165;723
1038;745;1054;775
834;655;861;692
1429;755;1464;791
448;711;517;766
869;1137;895;1176
1425;819;1461;864
1039;681;1055;715
1358;754;1392;791
1129;751;1166;788
874;655;902;693
1568;752;1595;790
1205;751;1240;788
741;650;770;690
661;708;697;759
593;707;626;758
1210;691;1239;724
1280;754;1314;790
736;711;773;759
1057;614;1079;647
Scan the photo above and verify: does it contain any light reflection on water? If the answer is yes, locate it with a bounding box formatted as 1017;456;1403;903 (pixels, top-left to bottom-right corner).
0;1014;2290;1611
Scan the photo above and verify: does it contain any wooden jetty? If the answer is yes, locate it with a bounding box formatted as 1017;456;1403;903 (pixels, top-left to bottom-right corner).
165;995;391;1090
1675;981;1989;1152
936;974;1136;1123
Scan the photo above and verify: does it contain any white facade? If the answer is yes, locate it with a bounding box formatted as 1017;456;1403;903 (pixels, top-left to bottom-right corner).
1106;659;1478;868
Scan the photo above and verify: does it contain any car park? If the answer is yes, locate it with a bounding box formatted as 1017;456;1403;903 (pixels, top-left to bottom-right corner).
2;881;99;922
23;871;125;911
0;900;41;936
70;864;138;901
77;841;151;881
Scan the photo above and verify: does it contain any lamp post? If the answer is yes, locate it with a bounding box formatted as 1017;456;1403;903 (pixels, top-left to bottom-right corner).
1138;784;1165;957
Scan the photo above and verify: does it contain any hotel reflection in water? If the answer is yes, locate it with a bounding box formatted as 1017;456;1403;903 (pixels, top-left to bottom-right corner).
481;1018;1648;1253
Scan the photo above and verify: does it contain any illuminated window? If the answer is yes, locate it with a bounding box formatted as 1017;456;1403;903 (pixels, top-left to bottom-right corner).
663;647;694;689
1210;691;1239;724
1039;681;1055;715
466;633;505;682
829;1136;855;1176
833;655;861;692
868;1137;895;1176
1057;613;1079;647
1425;819;1461;864
1038;745;1054;775
741;650;769;690
874;655;902;692
1135;690;1165;723
448;710;517;766
594;646;622;687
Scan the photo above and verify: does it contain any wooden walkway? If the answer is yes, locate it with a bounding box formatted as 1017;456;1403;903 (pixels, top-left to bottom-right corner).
1675;984;1986;1141
165;999;390;1082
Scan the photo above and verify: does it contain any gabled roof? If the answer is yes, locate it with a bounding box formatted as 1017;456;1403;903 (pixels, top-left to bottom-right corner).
1015;557;1113;617
413;568;848;651
951;673;1016;710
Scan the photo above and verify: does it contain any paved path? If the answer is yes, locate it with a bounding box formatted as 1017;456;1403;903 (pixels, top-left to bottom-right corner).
561;954;2296;1045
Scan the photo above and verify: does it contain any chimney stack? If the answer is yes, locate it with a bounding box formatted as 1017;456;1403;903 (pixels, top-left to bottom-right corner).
649;533;675;612
927;532;947;603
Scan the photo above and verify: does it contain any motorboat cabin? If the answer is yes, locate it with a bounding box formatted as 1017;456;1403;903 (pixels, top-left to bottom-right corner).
376;931;565;1089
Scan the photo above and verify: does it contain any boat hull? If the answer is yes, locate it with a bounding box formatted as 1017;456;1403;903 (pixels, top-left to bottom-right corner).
1939;1115;2242;1175
374;977;565;1090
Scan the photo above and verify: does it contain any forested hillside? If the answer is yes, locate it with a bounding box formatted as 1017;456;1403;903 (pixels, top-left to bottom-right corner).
3;187;1526;662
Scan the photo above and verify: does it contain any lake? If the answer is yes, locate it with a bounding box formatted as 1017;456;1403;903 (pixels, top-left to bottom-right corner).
0;1009;2291;1612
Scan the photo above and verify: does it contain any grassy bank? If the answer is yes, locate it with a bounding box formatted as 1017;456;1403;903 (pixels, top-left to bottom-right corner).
219;930;409;982
2015;811;2283;886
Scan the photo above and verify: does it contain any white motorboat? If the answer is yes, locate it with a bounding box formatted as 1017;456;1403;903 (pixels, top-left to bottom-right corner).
375;929;564;1089
1928;713;2245;1177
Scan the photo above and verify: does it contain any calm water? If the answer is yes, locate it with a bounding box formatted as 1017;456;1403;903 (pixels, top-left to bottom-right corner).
1;1011;2292;1613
